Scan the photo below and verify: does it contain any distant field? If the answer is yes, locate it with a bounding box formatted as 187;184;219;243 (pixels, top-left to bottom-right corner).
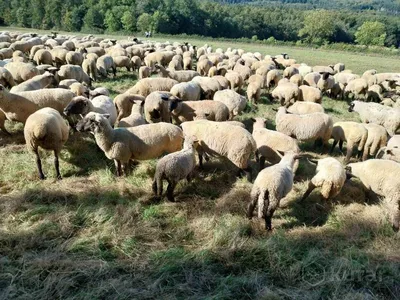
0;27;399;299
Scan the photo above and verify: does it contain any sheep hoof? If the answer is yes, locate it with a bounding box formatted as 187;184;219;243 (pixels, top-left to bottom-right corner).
57;175;62;181
39;175;46;180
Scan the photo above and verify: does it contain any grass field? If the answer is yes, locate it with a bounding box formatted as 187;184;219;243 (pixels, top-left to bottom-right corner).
0;28;400;299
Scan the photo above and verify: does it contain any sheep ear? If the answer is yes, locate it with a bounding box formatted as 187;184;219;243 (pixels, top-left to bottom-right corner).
161;95;169;101
250;117;256;122
386;149;393;155
140;100;145;107
169;99;179;112
204;113;210;117
307;158;318;165
272;108;278;112
102;114;110;119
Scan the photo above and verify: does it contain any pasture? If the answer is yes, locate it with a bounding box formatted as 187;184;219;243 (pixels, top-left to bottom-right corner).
0;28;400;299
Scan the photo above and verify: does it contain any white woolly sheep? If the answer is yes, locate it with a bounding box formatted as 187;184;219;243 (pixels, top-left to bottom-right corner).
131;56;142;72
317;73;335;94
127;77;178;97
330;121;368;163
155;64;199;82
0;67;15;88
271;81;300;107
225;71;243;92
96;55;116;77
24;107;69;180
33;49;53;65
76;113;183;176
117;100;146;128
275;107;333;148
303;72;321;88
5;62;40;84
10;72;55;93
344;78;369;100
247;152;299;231
138;66;151;79
213;89;247;119
152;135;198;202
170;81;201;101
299;85;322;103
362;123;388;160
114;93;146;122
376;147;400;163
113;56;132;72
191;76;221;99
181;119;256;181
287;102;324;115
346;159;400;231
58;64;91;86
301;157;346;201
290;74;303;86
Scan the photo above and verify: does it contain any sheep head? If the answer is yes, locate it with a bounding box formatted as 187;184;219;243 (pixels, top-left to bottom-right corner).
64;96;91;116
76;112;109;133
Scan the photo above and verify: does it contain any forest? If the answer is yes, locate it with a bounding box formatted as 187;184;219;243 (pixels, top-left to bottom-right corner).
0;0;400;47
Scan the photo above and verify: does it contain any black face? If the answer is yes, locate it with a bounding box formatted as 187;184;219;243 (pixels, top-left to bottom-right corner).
168;99;179;112
149;109;161;120
348;102;355;112
64;100;87;116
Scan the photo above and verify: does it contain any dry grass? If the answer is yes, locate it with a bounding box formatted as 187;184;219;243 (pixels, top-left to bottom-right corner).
0;29;400;299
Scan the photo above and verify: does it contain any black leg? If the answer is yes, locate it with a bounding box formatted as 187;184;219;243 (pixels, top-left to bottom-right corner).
166;181;176;202
330;140;338;153
35;150;45;180
198;153;203;169
255;150;259;162
300;182;316;202
114;160;122;177
247;193;258;219
339;140;344;151
259;156;266;171
242;166;253;182
265;208;275;231
54;150;62;180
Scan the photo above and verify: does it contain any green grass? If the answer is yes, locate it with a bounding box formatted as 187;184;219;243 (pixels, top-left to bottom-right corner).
1;28;400;299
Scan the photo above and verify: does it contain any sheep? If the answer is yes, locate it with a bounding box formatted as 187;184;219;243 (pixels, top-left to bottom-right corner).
191;76;221;99
362;123;388;160
265;69;282;89
290;74;303;86
168;96;230;124
152;135;198;202
334;72;359;85
144;51;175;69
170;81;201;101
300;157;346;201
50;48;69;67
344;78;369;100
225;71;243;92
312;66;334;74
303;72;321;88
33;49;53;65
24;107;69;180
251;117;300;171
333;63;345;73
65;51;84;66
376;147;400;163
248;74;265;89
155;64;200;82
275;107;333;148
298;64;313;77
348;101;400;136
0;67;15;88
346;159;400;231
283;66;299;78
131;56;142;72
317;73;335;94
117;100;146;128
196;59;213;76
299;85;322;103
330;121;368;163
212;75;229;90
82;58;98;81
138;66;151;79
181;119;256;181
213;89;247;119
64;95;117;126
114;93;146;122
69;82;89;96
247;82;261;105
126;78;178;97
247;152;298;231
4;62;40;84
10;72;55;93
183;56;192;70
76;113;183;176
0;109;10;135
96;55;116;77
58;65;91;86
12;50;28;63
85;46;105;57
287;101;324;115
387;135;400;148
144;91;173;123
271;81;300;107
89;87;109;99
113;56;132;72
233;59;251;81
366;84;384;102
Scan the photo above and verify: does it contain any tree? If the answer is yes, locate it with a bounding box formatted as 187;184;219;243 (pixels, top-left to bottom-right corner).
298;10;337;44
355;21;386;46
121;11;136;32
83;7;104;32
137;13;153;33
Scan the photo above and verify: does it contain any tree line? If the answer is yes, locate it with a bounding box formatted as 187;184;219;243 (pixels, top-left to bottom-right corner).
0;0;399;47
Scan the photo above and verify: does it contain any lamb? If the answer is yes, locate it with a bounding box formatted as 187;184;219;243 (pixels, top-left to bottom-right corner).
251;117;300;171
362;123;388;160
170;81;201;101
168;96;230;124
334;72;359;86
96;55;116;77
181;120;256;181
191;76;221;99
271;81;300;107
155;64;199;82
0;67;15;88
275;107;333;148
348;101;400;136
152;135;198;202
76;113;183;176
247;152;298;231
126;77;178;97
287;102;324;115
114;93;146;122
376;147;400;163
299;85;322;103
58;65;91;86
233;59;251;81
24;107;69;180
300;157;346;201
139;66;151;79
10;72;55;93
213;89;247;119
63;95;117;126
117;100;146;128
330;121;368;163
346;159;400;231
5;62;40;84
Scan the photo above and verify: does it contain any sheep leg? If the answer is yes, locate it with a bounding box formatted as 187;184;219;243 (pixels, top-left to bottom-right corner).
300;182;316;202
330;140;338;153
339;140;344;152
265;208;275;231
166;180;177;202
255;150;259;162
198;153;204;169
242;166;253;182
54;150;62;180
121;162;129;176
259;156;266;171
34;150;45;180
114;160;122;177
392;202;400;232
247;192;258;219
345;143;354;163
113;67;117;77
